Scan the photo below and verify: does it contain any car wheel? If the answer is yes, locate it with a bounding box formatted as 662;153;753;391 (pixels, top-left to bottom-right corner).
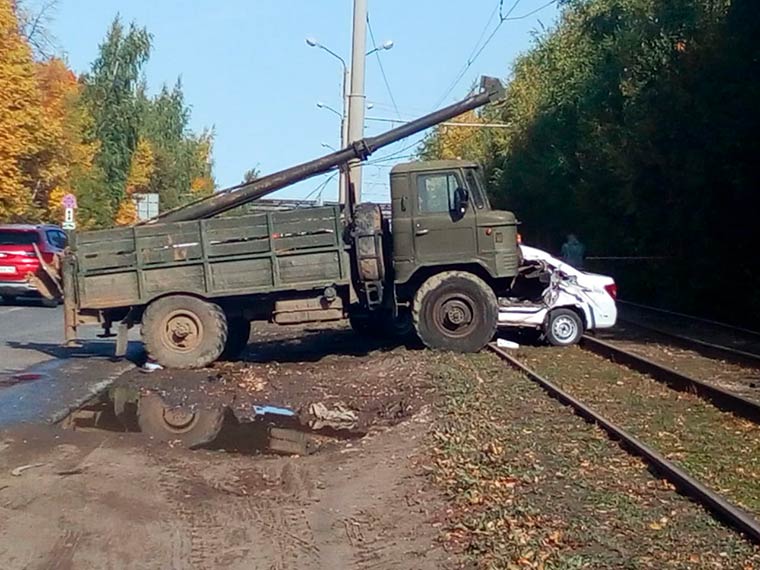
413;271;498;353
544;308;584;346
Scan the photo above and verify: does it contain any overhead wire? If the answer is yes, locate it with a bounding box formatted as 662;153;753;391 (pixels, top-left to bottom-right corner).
367;13;401;120
432;0;557;108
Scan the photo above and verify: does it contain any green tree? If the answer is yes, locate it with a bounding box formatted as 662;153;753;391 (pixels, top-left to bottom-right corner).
424;0;759;325
80;16;151;225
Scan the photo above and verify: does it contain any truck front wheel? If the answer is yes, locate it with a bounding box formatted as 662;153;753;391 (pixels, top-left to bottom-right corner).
142;295;227;368
413;271;498;353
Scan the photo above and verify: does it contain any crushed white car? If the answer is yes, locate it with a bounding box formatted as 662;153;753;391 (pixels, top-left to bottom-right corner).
498;245;618;346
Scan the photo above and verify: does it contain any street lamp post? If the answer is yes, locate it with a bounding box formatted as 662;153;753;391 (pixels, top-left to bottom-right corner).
307;36;394;204
307;38;350;204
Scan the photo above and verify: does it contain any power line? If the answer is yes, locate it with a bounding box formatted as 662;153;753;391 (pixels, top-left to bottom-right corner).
365;116;511;128
364;138;423;166
433;0;557;108
367;13;401;120
301;172;338;203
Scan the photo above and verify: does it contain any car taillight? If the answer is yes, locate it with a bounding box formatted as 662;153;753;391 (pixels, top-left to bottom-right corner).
604;283;618;300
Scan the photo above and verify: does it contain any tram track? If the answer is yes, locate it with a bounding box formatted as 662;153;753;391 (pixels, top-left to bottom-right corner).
488;342;760;545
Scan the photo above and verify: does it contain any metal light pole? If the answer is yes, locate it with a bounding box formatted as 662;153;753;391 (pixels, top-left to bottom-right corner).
307;38;350;204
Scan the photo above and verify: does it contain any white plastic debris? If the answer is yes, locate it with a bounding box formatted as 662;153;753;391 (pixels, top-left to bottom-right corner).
141;361;164;372
496;338;520;349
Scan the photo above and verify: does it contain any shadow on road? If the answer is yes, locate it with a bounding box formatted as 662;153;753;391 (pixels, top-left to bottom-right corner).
5;339;145;365
240;327;420;364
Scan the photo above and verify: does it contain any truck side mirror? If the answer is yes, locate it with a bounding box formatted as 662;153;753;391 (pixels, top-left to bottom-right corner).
452;187;469;219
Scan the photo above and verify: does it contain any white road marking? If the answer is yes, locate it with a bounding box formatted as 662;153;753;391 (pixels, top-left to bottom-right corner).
0;307;23;315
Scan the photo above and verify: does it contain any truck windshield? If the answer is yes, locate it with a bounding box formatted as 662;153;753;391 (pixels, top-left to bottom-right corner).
465;169;491;210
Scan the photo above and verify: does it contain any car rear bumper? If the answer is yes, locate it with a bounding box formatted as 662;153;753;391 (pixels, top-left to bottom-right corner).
0;280;39;296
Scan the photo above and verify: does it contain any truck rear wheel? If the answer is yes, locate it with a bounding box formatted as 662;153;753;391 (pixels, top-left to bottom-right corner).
413;271;498;353
137;392;224;449
142;295;227;368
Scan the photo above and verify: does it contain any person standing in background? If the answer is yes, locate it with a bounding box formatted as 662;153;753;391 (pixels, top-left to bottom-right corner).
561;234;586;269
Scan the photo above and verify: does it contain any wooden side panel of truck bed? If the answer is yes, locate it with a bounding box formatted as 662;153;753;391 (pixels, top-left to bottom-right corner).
70;206;350;309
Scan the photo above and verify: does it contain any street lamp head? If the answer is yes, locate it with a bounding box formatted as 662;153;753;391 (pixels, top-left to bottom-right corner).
382;40;394;51
316;101;325;108
305;37;318;48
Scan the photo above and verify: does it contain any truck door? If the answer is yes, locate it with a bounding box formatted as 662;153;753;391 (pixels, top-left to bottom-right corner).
412;170;477;265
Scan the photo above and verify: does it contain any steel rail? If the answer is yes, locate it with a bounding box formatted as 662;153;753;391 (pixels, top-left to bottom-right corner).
580;335;760;424
617;317;760;367
487;343;760;545
617;300;760;339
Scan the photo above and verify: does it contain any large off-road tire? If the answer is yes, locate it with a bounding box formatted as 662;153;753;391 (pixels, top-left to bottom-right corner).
220;316;250;360
352;203;386;283
142;295;227;368
137;392;224;449
544;308;584;346
413;271;498;353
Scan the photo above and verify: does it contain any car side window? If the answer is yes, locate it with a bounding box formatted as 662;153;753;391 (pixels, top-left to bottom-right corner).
416;173;460;214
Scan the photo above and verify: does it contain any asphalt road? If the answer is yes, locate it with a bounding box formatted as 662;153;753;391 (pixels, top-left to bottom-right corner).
0;299;140;427
0;300;69;378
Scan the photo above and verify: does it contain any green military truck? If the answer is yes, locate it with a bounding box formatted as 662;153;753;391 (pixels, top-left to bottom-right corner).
62;77;521;368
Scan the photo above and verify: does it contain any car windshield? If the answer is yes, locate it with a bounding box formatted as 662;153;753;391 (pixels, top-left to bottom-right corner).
0;230;37;246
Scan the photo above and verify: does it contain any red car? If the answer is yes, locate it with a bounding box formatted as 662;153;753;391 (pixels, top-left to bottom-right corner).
0;224;67;306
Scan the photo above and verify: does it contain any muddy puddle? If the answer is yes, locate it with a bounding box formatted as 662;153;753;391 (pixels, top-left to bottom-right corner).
61;322;438;456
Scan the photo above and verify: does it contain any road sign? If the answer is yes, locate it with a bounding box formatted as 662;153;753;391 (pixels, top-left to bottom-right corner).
62;221;76;230
63;206;76;230
62;193;77;209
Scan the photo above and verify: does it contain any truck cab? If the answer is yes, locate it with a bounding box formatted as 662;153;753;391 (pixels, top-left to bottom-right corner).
388;160;520;297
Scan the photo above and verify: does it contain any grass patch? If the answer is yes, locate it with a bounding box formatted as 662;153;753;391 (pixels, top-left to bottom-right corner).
428;351;759;569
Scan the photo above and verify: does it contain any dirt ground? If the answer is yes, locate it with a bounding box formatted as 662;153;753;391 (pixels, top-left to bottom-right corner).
0;323;454;570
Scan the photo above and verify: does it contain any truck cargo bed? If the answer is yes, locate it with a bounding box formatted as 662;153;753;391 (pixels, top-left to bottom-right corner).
69;206;351;309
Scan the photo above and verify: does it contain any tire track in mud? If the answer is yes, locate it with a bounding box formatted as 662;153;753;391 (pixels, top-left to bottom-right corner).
152;450;321;569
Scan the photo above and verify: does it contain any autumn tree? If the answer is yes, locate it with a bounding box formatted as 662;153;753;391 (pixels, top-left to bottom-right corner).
0;0;42;221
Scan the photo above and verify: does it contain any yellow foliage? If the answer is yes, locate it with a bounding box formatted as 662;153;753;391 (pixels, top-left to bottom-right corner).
0;0;42;221
424;110;500;164
190;175;214;195
125;138;154;196
114;198;137;226
34;57;100;222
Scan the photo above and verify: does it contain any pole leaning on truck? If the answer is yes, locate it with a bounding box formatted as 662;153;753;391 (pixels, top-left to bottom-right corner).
149;76;505;224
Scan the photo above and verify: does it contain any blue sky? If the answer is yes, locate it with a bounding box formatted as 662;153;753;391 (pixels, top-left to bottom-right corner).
49;0;560;203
